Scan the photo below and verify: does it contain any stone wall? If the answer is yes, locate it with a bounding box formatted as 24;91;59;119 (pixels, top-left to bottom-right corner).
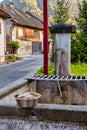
17;39;32;55
1;78;87;105
0;80;36;103
36;80;87;105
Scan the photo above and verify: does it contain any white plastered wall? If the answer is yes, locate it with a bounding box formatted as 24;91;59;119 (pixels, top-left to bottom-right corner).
0;17;6;62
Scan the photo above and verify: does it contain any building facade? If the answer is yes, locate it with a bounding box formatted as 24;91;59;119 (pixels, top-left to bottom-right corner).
1;3;43;56
0;7;11;63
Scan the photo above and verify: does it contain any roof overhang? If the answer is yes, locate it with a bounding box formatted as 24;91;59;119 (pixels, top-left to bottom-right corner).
14;23;43;30
0;8;11;18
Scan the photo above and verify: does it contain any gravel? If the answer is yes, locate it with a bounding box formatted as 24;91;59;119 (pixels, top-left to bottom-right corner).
0;118;86;130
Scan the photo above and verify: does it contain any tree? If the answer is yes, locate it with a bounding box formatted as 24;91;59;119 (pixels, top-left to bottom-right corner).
52;0;69;24
71;32;87;63
9;41;20;54
50;0;70;63
71;0;87;63
75;0;87;34
20;0;42;14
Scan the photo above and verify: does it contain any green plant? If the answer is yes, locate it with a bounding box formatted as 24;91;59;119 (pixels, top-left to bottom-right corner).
7;54;22;61
71;32;87;63
9;40;20;54
50;46;55;63
36;63;55;75
52;0;69;24
8;54;16;60
75;0;87;34
15;56;22;60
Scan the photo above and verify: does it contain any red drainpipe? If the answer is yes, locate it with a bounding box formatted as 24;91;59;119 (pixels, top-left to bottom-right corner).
43;0;48;74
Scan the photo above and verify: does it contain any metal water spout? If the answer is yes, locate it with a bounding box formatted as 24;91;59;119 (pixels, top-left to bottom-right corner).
56;49;63;76
56;49;63;97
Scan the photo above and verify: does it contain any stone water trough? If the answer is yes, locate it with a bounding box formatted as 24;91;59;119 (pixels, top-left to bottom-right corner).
0;76;87;130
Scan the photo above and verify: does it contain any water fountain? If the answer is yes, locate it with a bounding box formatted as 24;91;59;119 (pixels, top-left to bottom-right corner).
0;24;87;129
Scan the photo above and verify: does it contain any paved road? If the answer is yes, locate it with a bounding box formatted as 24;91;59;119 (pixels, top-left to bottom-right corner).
0;54;43;89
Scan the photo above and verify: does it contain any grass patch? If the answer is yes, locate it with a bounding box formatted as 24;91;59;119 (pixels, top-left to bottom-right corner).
36;63;87;76
36;63;55;75
71;63;87;76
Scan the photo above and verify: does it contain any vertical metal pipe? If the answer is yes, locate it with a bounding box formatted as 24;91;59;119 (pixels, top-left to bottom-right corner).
43;0;48;74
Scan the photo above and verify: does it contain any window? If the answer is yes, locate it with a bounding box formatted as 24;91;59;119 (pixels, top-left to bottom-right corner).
18;28;23;36
25;28;34;38
34;30;40;39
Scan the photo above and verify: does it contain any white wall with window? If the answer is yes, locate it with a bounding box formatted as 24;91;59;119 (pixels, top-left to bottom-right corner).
0;17;6;62
18;27;23;36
